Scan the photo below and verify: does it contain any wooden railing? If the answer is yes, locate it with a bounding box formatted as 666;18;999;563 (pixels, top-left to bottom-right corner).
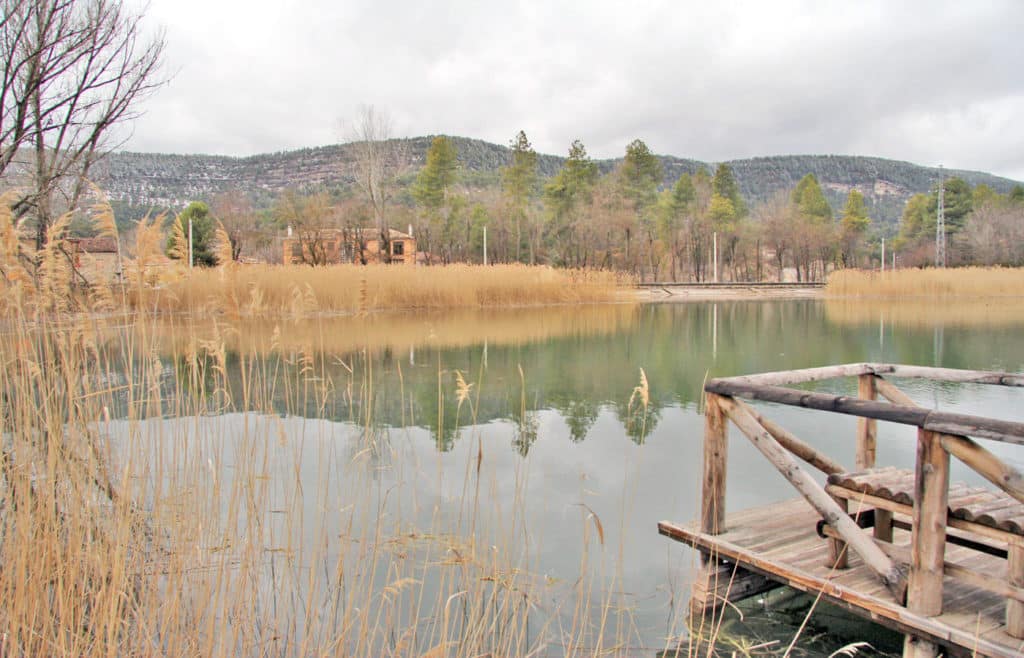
701;363;1024;647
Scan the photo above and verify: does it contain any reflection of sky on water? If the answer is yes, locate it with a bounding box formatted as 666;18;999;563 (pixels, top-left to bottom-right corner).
107;300;1024;654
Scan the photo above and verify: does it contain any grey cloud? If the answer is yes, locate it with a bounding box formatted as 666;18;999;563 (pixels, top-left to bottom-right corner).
126;0;1024;179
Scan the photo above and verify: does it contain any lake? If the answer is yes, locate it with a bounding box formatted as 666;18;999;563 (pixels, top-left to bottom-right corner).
105;298;1024;656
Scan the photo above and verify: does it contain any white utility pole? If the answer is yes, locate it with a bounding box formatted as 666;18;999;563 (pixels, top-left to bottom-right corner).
483;225;488;266
881;237;885;272
936;165;946;268
713;231;719;283
188;218;193;271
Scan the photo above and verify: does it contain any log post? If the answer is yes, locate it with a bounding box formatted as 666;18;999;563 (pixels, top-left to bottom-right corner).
718;396;907;601
874;509;894;543
907;429;949;617
827;493;849;569
1008;541;1024;639
856;374;878;470
701;393;728;537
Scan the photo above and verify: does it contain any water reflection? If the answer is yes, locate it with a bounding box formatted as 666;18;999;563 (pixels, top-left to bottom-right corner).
115;300;1024;453
100;300;1024;654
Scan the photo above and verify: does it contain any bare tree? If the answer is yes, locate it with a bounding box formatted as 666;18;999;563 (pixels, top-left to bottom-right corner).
964;200;1024;266
348;105;408;263
1;0;165;249
274;190;340;266
756;192;797;281
210;190;255;261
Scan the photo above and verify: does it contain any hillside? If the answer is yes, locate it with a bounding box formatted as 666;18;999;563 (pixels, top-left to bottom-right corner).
95;137;1022;228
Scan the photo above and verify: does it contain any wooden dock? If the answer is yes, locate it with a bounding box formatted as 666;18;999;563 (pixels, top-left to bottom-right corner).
660;499;1022;658
662;363;1024;658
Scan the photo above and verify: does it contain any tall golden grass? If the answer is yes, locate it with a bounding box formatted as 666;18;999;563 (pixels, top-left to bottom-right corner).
826;266;1024;298
0;221;662;657
0;295;642;655
0;198;829;656
137;263;633;316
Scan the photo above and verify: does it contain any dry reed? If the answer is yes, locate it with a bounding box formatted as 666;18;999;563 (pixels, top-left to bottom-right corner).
0;198;827;656
0;256;644;655
141;263;633;316
826;266;1024;298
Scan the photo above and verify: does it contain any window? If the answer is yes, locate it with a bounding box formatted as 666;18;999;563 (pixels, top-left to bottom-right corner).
392;241;405;256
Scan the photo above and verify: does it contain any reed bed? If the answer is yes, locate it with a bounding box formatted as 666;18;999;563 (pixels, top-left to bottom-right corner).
139;263;633;316
0;284;663;656
826;266;1024;298
0;204;839;656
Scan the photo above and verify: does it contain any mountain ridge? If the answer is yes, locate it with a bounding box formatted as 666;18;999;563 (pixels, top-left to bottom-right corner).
96;136;1022;227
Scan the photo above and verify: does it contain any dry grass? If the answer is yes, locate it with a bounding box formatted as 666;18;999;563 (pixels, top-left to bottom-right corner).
0;199;644;655
138;263;633;316
0;296;627;656
0;231;649;657
826;266;1024;299
0;200;829;656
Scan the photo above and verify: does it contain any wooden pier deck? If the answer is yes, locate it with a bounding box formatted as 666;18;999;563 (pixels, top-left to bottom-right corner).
664;363;1024;658
660;498;1023;658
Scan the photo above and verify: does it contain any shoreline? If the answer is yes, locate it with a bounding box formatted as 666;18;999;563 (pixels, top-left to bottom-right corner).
631;283;825;302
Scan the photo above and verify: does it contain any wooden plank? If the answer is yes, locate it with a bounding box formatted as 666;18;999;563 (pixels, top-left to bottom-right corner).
703;379;1024;446
818;524;1024;603
857;374;878;470
701;393;728;537
718;396;908;601
907;429;950;618
657;519;1019;658
826;485;1020;547
688;561;781;615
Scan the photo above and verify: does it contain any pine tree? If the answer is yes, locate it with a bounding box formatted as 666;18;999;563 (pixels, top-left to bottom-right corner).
791;174;832;223
413;136;458;210
501;130;538;262
839;190;871;267
166;202;217;267
543;140;598;265
413;136;460;262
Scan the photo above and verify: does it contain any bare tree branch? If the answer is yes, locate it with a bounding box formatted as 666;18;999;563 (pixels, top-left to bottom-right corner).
0;0;166;250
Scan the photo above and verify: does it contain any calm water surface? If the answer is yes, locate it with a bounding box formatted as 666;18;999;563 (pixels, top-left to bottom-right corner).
123;299;1024;655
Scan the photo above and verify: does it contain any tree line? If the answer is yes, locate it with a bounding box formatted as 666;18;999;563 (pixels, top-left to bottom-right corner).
134;127;1024;280
236;129;881;281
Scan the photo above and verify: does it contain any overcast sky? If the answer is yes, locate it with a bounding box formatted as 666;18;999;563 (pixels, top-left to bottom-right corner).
124;0;1024;180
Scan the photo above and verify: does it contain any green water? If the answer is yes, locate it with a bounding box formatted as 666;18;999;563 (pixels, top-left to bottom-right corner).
132;299;1024;655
